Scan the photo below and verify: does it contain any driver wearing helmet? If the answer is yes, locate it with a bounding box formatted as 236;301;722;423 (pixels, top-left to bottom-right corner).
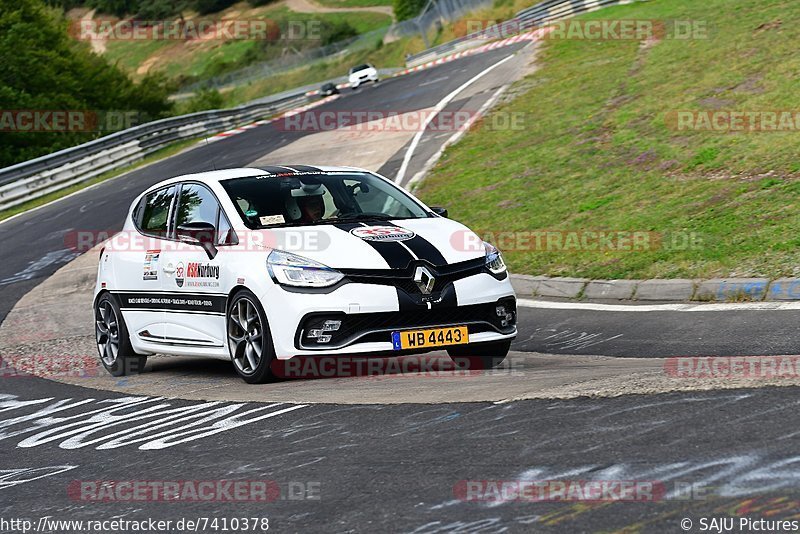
285;182;326;224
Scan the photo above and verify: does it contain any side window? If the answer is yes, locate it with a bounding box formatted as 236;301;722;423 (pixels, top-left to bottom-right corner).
138;186;175;237
175;183;236;245
175;183;219;228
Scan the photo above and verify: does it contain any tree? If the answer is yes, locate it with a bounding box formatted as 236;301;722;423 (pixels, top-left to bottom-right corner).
393;0;426;22
0;0;172;167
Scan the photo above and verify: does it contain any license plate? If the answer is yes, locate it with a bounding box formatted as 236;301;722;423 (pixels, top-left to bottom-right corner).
391;326;468;350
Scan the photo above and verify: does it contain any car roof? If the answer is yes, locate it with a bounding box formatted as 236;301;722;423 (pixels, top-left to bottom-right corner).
144;165;372;190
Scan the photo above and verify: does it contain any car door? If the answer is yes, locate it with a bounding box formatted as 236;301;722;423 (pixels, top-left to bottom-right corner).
158;182;232;349
114;184;176;342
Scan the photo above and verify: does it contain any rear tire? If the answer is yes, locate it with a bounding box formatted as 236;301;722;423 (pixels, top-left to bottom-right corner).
227;289;276;384
94;293;147;377
447;340;511;370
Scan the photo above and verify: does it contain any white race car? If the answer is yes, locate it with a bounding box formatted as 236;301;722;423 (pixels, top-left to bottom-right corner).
93;165;517;383
348;63;379;89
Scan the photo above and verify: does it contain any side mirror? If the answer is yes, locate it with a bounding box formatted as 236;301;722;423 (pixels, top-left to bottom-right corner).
430;206;448;218
177;222;218;260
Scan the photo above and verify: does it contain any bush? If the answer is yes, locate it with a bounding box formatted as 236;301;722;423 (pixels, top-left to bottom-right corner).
194;0;237;15
319;20;358;46
178;88;224;114
392;0;426;22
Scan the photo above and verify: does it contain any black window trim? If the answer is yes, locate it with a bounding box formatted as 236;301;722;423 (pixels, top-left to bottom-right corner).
134;181;238;246
173;181;239;247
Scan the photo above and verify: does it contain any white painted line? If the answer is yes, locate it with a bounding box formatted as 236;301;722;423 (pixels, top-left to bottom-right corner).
406;82;510;190
394;53;516;185
517;298;800;313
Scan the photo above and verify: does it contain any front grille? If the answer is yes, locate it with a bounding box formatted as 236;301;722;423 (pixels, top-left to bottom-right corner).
296;298;516;350
341;258;487;296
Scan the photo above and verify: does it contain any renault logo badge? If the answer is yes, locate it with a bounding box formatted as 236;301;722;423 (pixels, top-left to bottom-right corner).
413;265;435;295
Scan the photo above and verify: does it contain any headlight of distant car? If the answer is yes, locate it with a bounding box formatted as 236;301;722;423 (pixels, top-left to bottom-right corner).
267;250;344;288
484;242;507;274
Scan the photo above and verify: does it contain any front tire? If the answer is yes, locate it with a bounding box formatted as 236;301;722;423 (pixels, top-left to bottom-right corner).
447;340;511;370
94;293;147;377
227;289;276;384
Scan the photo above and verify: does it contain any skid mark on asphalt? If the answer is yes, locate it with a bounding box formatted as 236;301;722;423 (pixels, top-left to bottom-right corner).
0;249;80;286
0;465;78;489
513;327;623;351
0;394;306;450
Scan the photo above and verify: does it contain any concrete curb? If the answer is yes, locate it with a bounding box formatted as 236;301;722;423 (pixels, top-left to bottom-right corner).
510;274;800;302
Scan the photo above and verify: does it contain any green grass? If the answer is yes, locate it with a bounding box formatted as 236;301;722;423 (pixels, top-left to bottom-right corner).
416;0;800;280
0;137;204;223
104;39;172;74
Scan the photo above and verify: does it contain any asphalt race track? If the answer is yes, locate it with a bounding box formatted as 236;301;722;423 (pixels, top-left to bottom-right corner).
2;43;800;533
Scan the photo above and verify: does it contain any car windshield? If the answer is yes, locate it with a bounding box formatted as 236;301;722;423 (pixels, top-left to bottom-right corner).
350;64;370;73
221;172;431;228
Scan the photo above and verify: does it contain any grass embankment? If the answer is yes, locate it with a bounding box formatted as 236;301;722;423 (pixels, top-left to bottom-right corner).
103;2;393;83
417;0;800;279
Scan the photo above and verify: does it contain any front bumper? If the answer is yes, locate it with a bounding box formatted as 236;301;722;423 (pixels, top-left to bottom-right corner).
260;267;517;359
296;297;517;350
349;74;378;86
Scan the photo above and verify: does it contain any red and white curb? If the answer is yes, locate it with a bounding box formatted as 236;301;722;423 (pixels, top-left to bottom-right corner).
203;94;340;143
394;27;552;77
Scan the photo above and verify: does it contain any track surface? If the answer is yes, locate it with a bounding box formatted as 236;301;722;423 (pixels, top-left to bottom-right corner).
1;45;800;533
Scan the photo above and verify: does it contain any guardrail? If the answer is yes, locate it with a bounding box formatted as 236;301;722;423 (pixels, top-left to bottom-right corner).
406;0;643;67
0;91;314;213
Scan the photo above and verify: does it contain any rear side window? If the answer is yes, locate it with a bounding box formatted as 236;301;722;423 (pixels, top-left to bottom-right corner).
138;186;175;237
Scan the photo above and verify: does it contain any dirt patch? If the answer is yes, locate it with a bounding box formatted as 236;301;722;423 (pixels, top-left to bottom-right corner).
697;96;735;109
754;19;782;35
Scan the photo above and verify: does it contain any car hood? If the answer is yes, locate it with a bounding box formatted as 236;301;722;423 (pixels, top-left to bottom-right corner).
255;217;485;270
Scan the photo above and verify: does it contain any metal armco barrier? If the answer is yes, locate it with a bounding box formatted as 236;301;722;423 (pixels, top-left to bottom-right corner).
0;91;312;212
406;0;643;67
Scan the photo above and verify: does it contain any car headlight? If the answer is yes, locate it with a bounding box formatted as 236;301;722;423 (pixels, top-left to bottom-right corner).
484;242;506;274
267;250;344;288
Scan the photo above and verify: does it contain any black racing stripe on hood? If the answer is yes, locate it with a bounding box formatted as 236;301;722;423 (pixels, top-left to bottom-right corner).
377;221;449;266
331;222;415;269
403;235;447;266
283;165;323;172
